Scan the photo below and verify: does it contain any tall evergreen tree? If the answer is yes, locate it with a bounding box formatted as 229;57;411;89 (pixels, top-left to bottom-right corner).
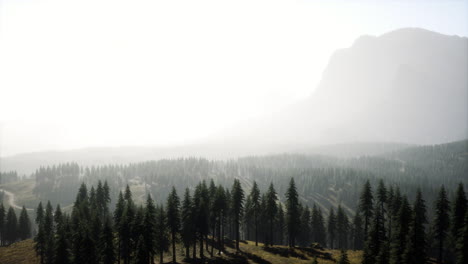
265;182;278;246
389;196;411;264
155;205;169;264
359;180;374;239
456;211;468;264
434;185;451;263
18;206;31;240
327;208;337;249
43;202;55;264
5;207;17;245
181;188;194;259
403;189;427;264
362;204;386;264
452;183;467;242
0;204;5;246
277;203;285;246
167;187;181;263
249;181;261;246
286;178;300;247
231;179;245;252
311;205;327;247
143;194;157;264
352;212;364;250
100;216;115;264
336;205;349;249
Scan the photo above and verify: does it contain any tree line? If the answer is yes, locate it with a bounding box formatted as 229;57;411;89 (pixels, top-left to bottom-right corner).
28;177;468;264
0;204;32;246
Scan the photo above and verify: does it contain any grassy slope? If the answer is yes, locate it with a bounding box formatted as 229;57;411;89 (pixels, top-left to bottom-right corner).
0;239;362;264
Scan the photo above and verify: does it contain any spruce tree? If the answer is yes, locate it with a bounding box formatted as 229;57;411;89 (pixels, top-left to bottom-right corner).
18;206;31;240
456;211;468;264
359;180;374;238
389;196;411;264
249;181;261;246
43;202;55;264
452;183;467;242
54;220;70;264
155;205;169;264
265;182;278;246
336;205;349;249
403;189;427;264
327;208;337;249
299;205;311;247
181;188;194;259
352;212;364;250
144;194;157;263
167;187;181;263
434;185;451;263
0;204;5;246
100;217;115;264
5;207;17;245
231;179;244;252
286;177;300;247
277;203;285;245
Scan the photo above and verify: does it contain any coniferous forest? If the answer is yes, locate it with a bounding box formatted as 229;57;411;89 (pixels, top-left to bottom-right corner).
1;171;467;264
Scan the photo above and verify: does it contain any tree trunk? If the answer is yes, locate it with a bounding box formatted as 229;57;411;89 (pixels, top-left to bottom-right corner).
172;231;176;263
193;237;196;259
255;215;258;246
185;245;189;260
200;236;204;260
160;251;163;264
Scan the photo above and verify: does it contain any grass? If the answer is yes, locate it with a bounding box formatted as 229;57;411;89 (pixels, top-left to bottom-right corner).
0;238;362;264
0;179;37;209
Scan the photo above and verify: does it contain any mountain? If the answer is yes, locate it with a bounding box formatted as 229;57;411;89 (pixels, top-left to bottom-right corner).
223;28;468;146
1;28;466;174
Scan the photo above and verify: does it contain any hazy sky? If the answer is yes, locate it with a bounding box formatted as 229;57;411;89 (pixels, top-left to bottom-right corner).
1;0;467;156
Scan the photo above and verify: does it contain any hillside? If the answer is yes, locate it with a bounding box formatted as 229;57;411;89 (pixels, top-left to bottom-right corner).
0;239;362;264
223;28;468;146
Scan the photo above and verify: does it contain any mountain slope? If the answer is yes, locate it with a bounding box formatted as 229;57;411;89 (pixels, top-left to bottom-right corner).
226;28;468;146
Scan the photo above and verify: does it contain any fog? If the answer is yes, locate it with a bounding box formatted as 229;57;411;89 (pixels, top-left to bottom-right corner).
1;0;467;157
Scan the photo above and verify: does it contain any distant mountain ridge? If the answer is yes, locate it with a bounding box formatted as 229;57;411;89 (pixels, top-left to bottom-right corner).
223;28;468;146
1;28;467;174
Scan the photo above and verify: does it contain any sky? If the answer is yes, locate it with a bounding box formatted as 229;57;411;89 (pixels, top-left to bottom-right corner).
0;0;467;157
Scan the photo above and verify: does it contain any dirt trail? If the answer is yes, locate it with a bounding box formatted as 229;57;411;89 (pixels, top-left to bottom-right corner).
0;188;34;211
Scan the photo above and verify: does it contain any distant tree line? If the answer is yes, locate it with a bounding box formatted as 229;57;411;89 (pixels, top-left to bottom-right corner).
27;177;468;264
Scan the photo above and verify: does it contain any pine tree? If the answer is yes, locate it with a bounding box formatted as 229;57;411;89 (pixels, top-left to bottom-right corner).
359;180;374;239
311;205;327;247
434;185;451;263
456;211;468;264
452;183;467;243
155;205;170;264
277;203;285;245
362;204;386;264
336;205;349;249
143;194;157;263
35;204;46;264
327;208;337;249
231;179;244;252
167;187;181;263
54;219;70;264
0;204;5;246
286;178;300;247
5;207;17;245
18;206;31;240
181;188;194;259
265;182;278;246
302;206;313;247
43;201;55;264
100;217;115;264
352;212;364;250
389;196;411;264
249;181;261;246
403;189;427;264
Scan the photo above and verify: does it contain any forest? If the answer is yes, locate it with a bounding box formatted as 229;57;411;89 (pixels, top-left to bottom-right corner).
1;176;467;264
0;140;467;263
